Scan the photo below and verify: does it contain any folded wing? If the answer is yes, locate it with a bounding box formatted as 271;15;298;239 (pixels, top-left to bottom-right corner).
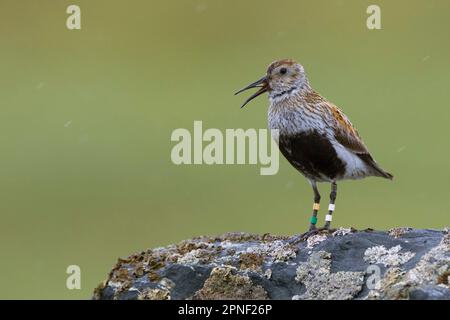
325;103;393;180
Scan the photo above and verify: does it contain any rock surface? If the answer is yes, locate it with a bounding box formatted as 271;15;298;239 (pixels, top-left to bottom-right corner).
93;228;450;300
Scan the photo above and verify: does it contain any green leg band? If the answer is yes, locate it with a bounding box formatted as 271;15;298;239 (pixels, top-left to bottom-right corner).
310;216;317;225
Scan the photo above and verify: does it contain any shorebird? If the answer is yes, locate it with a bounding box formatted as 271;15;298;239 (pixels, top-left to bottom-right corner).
235;59;393;233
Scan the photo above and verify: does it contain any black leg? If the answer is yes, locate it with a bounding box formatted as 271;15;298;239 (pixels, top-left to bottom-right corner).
324;182;337;229
308;181;321;231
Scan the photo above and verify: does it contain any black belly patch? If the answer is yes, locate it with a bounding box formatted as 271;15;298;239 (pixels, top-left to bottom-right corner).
278;131;346;180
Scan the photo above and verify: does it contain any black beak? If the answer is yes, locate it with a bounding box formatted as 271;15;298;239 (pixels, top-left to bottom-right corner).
234;76;268;108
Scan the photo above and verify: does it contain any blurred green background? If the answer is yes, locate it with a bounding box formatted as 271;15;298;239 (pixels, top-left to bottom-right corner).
0;0;449;299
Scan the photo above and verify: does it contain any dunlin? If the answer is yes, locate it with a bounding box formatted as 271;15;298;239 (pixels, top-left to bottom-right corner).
235;59;393;232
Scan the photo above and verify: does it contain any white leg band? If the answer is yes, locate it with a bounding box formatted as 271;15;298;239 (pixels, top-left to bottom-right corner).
325;214;333;222
328;204;335;211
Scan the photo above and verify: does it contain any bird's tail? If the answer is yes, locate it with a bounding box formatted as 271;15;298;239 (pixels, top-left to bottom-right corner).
369;161;394;180
373;166;394;180
358;153;393;180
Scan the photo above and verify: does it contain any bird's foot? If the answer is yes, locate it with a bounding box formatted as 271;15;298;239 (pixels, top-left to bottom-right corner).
301;227;327;240
288;224;339;245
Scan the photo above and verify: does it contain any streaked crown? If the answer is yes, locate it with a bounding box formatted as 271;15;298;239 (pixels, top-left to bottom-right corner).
235;58;310;108
266;59;309;97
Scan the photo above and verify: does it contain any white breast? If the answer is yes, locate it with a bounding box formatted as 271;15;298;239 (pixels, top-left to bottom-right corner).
268;102;327;136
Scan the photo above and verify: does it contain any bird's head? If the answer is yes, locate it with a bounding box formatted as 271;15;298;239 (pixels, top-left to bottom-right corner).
235;59;308;108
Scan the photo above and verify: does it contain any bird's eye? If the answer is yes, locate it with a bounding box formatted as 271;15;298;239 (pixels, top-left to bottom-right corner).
280;68;287;75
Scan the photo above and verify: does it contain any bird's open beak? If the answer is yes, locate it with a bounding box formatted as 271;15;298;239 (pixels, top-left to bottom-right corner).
234;76;268;108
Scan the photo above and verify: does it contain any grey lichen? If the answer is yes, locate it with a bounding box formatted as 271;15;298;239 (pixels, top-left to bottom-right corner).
176;248;211;265
295;251;364;300
306;234;328;249
332;227;354;237
364;245;415;267
368;231;450;299
244;240;297;263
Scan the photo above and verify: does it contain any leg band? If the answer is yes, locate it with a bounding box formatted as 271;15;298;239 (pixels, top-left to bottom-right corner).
328;204;335;211
310;216;318;225
313;203;320;211
325;214;333;222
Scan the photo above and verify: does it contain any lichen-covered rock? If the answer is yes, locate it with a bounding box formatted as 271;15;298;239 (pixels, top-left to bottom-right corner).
93;228;450;300
364;245;415;267
368;231;450;300
388;227;413;239
137;288;171;300
191;266;268;300
294;251;364;300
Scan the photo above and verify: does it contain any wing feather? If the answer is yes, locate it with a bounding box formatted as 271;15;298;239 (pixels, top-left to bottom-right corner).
321;102;393;179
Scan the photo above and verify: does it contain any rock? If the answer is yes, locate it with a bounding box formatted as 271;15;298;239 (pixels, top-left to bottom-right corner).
93;228;450;300
294;251;365;300
191;266;268;300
